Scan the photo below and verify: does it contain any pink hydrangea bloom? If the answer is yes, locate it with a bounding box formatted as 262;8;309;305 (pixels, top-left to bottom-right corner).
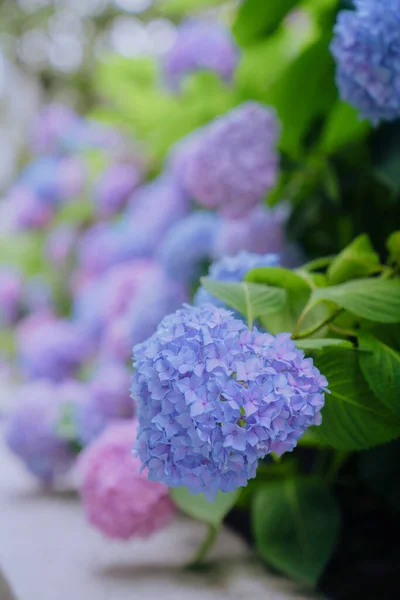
78;421;176;540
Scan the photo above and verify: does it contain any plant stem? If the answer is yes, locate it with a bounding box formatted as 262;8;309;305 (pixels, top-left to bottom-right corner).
189;524;219;567
242;283;253;330
292;309;343;340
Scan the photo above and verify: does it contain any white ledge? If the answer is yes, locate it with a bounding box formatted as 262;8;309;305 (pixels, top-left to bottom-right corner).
0;439;313;600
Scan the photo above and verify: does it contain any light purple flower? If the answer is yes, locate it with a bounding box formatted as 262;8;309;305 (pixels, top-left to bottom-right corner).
132;304;327;498
6;186;54;230
176;102;280;218
30;103;79;155
0;268;23;327
16;313;92;382
157;211;220;283
4;380;84;483
94;163;142;218
331;0;400;124
164;19;239;90
215;203;289;258
76;363;135;446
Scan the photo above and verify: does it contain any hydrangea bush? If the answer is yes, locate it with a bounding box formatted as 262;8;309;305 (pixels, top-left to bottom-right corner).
1;0;400;595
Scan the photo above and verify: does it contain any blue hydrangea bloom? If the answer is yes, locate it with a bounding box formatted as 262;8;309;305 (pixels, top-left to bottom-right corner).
331;0;400;124
132;304;327;499
76;363;135;446
20;157;61;203
78;176;189;273
157;212;220;283
94;163;141;218
177;102;280;218
194;251;279;310
4;380;83;483
163;19;239;90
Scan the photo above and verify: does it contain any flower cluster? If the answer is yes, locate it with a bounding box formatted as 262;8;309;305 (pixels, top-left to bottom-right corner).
4;380;86;483
177;102;280;218
132;304;327;499
331;0;400;124
163;19;239;90
78;421;176;539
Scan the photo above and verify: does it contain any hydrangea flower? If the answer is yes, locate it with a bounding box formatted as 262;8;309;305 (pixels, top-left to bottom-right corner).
6;186;54;230
24;275;54;313
76;363;135;446
194;251;279;309
19;156;85;205
94;163;141;218
132;304;327;499
177;102;280;218
16;313;92;382
73;259;159;340
157;212;220;283
331;0;400;124
30;103;79;155
0;268;23;328
78;176;189;273
214;204;289;258
45;224;78;267
110;267;189;354
78;421;176;540
163;19;239;89
4;380;83;483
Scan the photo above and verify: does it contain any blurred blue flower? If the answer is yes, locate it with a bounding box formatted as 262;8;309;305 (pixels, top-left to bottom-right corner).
94;163;141;218
157;211;219;283
132;304;327;498
4;380;84;483
331;0;400;124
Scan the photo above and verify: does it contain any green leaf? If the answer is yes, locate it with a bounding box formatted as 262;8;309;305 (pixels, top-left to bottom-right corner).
252;477;340;586
200;278;286;322
321;101;370;154
295;338;354;351
387;231;400;266
160;0;226;16
264;36;337;158
312;349;400;450
233;0;300;46
171;488;238;528
246;267;311;333
56;404;78;442
311;278;400;323
358;333;400;417
327;234;380;285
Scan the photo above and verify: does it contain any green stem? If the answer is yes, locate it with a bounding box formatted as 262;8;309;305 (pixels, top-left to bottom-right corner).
292;309;343;340
189;524;219;567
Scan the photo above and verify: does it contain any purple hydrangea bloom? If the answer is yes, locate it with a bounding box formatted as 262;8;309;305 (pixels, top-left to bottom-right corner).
215;203;289;258
0;268;23;328
123;268;189;350
24;275;54;313
157;212;220;283
76;363;135;446
177;102;280;218
17;313;92;382
132;304;327;498
78;176;189;274
6;186;54;230
19;156;85;205
164;19;239;90
30;103;79;155
94;163;142;218
194;251;279;309
331;0;400;124
4;380;83;483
